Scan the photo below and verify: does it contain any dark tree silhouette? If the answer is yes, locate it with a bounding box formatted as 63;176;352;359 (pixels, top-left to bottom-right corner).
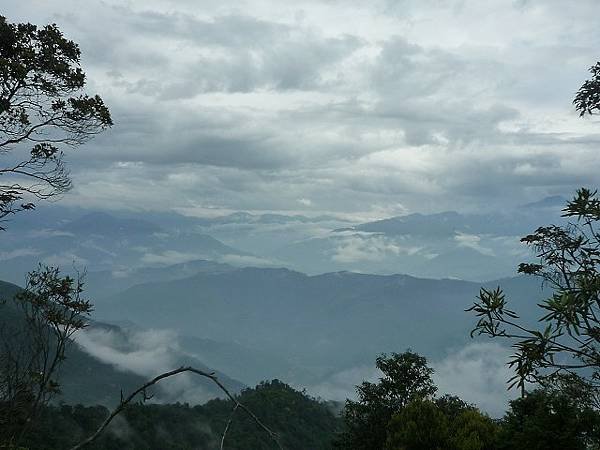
574;62;600;116
334;351;437;450
0;15;112;228
0;266;91;447
468;189;600;396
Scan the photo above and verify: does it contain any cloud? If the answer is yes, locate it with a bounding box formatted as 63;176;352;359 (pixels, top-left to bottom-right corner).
76;328;181;376
0;248;40;261
76;327;221;404
454;232;495;256
306;342;519;417
2;0;600;217
331;234;421;263
307;365;380;401
140;250;206;266
432;343;518;418
218;253;277;267
41;251;88;268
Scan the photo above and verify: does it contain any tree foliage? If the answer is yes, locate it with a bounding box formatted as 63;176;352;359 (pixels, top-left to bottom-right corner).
386;399;450;450
334;351;437;449
385;398;499;450
498;388;600;450
0;265;91;447
468;188;600;396
0;15;112;227
574;62;600;116
17;381;342;450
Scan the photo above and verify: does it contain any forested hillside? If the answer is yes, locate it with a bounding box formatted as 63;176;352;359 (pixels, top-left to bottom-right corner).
20;381;342;450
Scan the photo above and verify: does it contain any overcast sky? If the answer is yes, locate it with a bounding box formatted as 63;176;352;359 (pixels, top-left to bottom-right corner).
4;0;600;219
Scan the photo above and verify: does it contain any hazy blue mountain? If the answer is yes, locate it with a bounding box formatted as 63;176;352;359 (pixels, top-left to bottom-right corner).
349;197;565;238
269;231;525;281
193;211;346;226
0;280;244;406
60;211;162;236
412;246;515;281
0;210;254;287
191;211;352;257
177;335;312;386
268;205;568;280
345;210;545;237
0;198;568;284
82;259;236;298
519;195;569;210
97;267;545;389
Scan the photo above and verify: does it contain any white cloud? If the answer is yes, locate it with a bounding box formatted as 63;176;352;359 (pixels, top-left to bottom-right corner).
433;342;518;418
307;365;380;401
297;198;312;206
76;327;222;404
218;253;277;267
141;250;205;265
0;248;40;261
332;234;421;263
41;251;88;268
2;0;599;216
454;232;495;256
76;328;181;377
306;342;521;417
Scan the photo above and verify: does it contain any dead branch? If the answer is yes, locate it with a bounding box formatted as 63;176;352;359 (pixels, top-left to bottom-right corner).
69;366;283;450
220;403;240;450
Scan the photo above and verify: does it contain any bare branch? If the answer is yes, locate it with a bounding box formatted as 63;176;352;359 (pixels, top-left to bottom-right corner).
221;403;240;450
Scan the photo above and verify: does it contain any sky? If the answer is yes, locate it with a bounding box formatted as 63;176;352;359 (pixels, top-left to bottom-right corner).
4;0;600;220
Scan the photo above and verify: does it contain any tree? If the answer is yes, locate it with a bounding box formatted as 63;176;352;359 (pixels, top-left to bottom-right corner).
385;399;499;450
498;388;600;450
0;15;112;228
468;188;600;395
0;265;91;447
334;351;437;450
449;409;499;450
386;400;450;450
574;61;600;116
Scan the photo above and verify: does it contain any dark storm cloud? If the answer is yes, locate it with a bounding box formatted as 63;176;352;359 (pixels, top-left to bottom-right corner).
2;0;600;216
82;7;362;97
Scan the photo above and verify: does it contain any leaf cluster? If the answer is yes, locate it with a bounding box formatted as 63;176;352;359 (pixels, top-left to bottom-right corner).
467;188;600;394
0;15;112;226
0;265;91;447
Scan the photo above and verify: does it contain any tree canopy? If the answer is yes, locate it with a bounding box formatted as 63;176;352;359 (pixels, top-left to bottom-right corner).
0;266;91;447
0;15;112;227
334;351;437;449
574;62;600;116
468;188;600;398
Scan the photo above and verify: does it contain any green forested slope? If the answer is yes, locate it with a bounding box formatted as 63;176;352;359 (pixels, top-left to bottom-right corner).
22;380;342;450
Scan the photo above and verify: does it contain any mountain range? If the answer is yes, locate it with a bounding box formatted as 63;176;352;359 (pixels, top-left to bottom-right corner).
0;197;566;285
0;280;244;406
94;264;546;394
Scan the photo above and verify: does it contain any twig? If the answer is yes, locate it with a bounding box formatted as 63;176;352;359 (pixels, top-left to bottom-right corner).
220;403;239;450
70;366;283;450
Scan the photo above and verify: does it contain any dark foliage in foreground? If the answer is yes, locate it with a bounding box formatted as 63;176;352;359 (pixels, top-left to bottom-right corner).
18;380;342;450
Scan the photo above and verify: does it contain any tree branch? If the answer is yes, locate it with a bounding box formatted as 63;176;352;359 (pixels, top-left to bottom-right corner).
220;403;240;450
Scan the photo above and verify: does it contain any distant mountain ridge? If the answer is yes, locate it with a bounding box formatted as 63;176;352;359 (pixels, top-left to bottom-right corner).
0;197;570;282
0;210;256;287
60;211;163;236
0;280;244;406
337;210;543;237
97;265;545;389
193;211;348;226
